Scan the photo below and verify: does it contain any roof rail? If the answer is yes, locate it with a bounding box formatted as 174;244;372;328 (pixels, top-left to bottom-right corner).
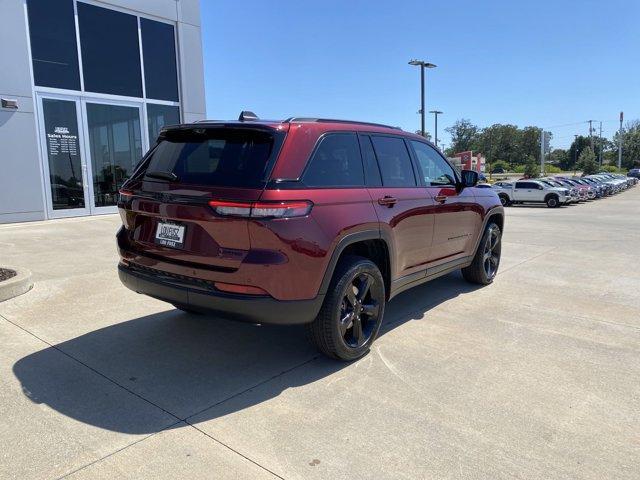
283;117;402;130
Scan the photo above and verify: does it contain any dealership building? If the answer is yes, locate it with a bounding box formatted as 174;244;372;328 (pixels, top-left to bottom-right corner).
0;0;206;224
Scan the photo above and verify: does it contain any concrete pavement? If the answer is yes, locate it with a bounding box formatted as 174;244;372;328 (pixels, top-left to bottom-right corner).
1;188;639;479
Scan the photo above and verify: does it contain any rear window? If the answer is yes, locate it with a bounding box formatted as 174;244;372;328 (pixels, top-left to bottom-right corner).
302;133;364;187
142;128;281;187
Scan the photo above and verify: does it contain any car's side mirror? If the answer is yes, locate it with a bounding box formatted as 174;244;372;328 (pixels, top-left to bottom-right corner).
459;169;479;191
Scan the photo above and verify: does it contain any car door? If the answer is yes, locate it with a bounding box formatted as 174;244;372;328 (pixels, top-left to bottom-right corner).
514;181;537;201
409;141;481;264
364;134;435;280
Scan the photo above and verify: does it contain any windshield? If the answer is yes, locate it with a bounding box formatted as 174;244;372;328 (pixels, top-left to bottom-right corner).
141;128;283;188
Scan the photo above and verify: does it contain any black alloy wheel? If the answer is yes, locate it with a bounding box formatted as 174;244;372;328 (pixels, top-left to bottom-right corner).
339;272;381;348
482;224;501;281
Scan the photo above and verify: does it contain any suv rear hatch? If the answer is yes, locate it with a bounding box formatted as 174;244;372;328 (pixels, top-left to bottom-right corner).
119;124;286;271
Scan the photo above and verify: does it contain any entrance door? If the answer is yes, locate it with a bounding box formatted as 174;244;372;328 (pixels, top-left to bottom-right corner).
36;94;91;218
82;100;145;214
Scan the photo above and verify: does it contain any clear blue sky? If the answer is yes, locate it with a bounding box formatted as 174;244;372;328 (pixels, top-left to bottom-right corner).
201;0;640;149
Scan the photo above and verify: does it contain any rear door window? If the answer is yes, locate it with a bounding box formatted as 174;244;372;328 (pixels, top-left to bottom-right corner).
302;133;364;187
370;136;416;187
142;128;281;188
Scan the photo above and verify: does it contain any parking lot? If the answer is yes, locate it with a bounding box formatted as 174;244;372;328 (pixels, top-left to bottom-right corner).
1;187;639;480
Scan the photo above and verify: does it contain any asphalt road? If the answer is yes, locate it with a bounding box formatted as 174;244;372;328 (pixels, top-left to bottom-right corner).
1;187;639;479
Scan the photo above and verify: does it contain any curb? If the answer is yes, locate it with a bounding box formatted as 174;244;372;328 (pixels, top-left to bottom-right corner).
0;268;33;303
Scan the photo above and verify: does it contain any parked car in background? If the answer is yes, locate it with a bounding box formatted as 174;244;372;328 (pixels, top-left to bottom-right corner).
551;178;588;201
628;168;640;179
494;179;570;207
116;114;504;361
539;178;579;203
570;177;602;198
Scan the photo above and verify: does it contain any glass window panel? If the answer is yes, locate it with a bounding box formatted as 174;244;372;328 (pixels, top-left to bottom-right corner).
86;103;142;207
41;99;85;210
410;141;456;186
141;19;179;101
143;129;278;188
77;2;142;97
146;104;180;144
370;136;416;187
302;133;364;187
27;0;81;90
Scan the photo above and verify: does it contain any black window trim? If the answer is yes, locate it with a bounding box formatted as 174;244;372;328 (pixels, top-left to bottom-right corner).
298;131;367;189
407;139;460;188
357;133;383;187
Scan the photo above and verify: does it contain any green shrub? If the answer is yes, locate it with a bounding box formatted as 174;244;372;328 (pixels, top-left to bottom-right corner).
513;165;525;173
544;164;562;174
600;165;621;173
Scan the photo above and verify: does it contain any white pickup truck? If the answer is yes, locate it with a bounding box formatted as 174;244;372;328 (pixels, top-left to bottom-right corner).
492;180;571;208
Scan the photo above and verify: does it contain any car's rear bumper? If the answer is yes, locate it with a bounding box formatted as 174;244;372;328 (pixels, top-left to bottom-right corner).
118;263;324;325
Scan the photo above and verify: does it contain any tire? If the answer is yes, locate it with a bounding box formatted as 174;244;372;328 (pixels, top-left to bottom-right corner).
498;194;511;207
462;222;502;285
546;195;560;208
172;303;202;315
306;255;385;361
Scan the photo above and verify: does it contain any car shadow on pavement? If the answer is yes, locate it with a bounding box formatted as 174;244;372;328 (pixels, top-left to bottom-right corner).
12;271;480;434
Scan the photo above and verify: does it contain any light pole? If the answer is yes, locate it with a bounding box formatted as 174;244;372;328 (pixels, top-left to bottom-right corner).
573;134;579;175
408;60;437;137
429;110;443;149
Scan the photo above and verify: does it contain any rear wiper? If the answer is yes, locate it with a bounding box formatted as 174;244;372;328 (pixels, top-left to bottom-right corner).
145;170;178;182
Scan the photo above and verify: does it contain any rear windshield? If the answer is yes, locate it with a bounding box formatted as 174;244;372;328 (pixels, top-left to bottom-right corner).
142;128;282;188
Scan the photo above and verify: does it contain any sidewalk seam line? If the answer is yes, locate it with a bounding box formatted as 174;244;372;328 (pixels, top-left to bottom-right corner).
54;421;183;480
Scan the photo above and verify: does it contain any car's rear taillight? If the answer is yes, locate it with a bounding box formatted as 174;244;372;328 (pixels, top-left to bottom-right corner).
208;200;312;218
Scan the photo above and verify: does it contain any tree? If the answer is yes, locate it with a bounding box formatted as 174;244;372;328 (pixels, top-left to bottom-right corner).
549;148;568;168
577;148;598;175
445;119;480;153
414;130;432;141
523;156;539;178
566;136;591;171
612;120;640;169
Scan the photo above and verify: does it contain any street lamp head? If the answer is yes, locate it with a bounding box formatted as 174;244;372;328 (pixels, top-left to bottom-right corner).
408;59;437;68
429;110;443;114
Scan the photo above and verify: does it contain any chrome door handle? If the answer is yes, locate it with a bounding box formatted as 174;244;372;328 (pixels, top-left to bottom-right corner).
378;196;397;207
435;195;447;204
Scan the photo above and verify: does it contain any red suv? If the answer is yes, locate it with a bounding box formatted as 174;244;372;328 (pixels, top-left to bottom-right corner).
117;114;504;360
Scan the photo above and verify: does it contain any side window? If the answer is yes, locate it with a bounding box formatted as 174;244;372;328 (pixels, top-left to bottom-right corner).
370;136;416;187
515;182;535;189
358;135;382;187
410;141;456;187
303;133;364;187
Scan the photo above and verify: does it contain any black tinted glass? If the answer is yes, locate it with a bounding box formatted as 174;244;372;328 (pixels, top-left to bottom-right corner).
78;2;142;97
147;104;180;144
144;129;279;188
27;0;81;90
359;135;382;187
141;18;179;101
41;99;85;209
303;133;364;187
371;136;416;187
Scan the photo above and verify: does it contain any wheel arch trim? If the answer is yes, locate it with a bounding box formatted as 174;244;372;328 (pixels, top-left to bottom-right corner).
318;229;394;296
